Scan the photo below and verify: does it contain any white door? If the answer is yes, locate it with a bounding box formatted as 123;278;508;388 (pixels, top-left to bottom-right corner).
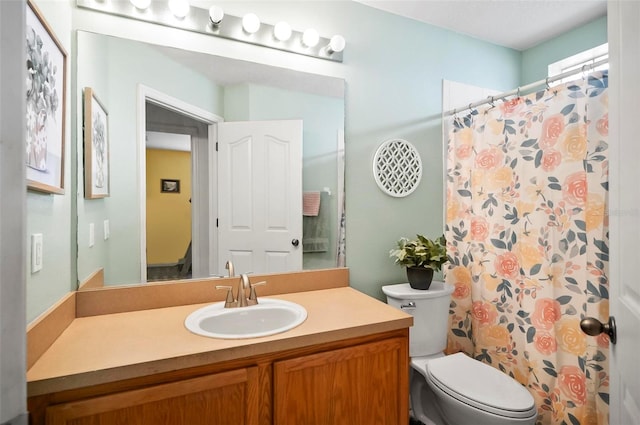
218;120;303;274
606;1;640;423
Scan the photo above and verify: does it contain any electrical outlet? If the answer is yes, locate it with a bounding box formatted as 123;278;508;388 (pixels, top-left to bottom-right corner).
89;223;95;247
103;219;110;240
31;233;43;273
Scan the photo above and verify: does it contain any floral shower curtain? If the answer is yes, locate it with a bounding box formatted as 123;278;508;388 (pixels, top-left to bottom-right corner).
445;70;609;425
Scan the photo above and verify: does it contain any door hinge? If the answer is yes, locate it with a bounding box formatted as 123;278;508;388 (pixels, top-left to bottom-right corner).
215;142;218;151
216;218;219;227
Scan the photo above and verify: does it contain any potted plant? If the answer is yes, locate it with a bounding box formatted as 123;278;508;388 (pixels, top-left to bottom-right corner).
389;234;447;290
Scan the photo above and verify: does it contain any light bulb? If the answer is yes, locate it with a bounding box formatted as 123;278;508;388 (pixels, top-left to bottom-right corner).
168;0;189;19
208;6;224;25
302;28;319;48
274;21;292;42
242;13;261;34
130;0;151;10
328;35;346;53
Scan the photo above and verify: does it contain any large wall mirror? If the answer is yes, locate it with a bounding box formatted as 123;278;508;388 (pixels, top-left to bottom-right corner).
76;30;345;288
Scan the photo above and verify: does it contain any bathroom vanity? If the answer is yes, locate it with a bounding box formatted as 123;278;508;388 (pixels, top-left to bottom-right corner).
27;269;412;424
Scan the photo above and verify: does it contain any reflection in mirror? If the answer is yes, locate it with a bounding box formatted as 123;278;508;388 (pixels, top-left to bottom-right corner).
76;31;345;288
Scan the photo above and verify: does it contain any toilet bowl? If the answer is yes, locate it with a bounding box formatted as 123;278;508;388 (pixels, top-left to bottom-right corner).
382;282;537;425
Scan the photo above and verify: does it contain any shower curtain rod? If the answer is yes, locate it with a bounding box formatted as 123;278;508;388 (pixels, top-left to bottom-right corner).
444;57;609;117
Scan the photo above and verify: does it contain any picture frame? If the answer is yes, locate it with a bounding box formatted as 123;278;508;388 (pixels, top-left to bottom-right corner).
83;87;110;198
161;179;180;193
26;0;67;194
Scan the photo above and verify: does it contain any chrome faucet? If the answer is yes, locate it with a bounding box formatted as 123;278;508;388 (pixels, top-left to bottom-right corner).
216;273;266;308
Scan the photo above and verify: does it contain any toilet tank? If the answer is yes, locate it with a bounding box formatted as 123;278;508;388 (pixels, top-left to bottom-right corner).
382;281;454;357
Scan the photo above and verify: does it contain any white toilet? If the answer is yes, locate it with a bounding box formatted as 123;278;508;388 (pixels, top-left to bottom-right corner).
382;282;538;425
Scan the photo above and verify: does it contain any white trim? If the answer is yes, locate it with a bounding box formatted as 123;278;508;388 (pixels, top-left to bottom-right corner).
208;123;218;276
136;84;222;281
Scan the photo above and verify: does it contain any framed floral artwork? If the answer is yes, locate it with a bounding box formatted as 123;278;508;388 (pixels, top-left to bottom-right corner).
26;0;67;194
83;87;110;198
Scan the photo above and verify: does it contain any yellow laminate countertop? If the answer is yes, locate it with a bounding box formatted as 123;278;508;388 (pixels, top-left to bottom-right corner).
27;287;412;396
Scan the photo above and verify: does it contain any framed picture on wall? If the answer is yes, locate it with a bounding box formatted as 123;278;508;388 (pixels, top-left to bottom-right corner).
26;0;67;194
83;87;110;198
161;179;180;193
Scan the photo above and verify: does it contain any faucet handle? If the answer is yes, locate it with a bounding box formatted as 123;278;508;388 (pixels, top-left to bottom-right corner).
250;280;266;288
248;281;267;305
216;285;237;308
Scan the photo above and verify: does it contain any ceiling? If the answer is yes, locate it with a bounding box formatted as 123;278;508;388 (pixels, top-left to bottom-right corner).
354;0;607;51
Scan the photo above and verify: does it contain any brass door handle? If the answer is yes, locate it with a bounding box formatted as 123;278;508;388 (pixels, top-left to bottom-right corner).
580;316;617;344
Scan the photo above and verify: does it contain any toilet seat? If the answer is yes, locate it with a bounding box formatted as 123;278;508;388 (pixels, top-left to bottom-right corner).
423;353;537;419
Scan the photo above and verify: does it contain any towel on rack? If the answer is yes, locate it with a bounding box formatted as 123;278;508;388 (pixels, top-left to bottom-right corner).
303;191;330;253
303;191;321;216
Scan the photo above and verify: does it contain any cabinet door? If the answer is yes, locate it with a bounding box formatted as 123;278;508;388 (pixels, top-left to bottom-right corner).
273;337;408;425
46;368;260;425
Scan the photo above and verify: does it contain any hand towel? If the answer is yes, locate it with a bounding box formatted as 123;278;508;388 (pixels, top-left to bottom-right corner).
303;191;321;216
303;191;330;253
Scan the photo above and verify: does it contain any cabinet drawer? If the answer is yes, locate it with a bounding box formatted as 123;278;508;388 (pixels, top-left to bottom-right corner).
46;367;259;425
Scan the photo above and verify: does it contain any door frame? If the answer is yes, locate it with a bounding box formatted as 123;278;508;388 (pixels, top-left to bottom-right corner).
136;85;222;281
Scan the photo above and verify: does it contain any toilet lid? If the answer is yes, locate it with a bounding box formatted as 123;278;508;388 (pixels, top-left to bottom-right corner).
426;353;536;419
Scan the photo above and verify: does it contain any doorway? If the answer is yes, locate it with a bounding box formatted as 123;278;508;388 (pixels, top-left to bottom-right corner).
145;128;193;281
137;85;221;282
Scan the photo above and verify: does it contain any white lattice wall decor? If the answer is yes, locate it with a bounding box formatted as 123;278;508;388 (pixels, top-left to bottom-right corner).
372;139;422;197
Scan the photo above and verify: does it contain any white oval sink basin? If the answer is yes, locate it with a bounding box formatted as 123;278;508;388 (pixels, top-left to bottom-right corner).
185;298;307;339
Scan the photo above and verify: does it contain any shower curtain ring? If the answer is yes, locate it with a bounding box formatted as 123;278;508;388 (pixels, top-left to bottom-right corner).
517;87;521;98
545;77;550;90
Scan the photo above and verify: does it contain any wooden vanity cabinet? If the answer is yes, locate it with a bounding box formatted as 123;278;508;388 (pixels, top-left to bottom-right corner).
29;330;408;425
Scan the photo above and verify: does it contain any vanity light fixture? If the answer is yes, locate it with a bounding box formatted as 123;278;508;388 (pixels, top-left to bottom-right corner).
208;6;224;26
129;0;151;10
242;13;261;34
168;0;189;19
302;28;320;48
76;0;345;62
327;35;346;54
273;21;292;42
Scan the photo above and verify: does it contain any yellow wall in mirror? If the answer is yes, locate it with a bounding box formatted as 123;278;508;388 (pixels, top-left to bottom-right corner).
145;149;191;264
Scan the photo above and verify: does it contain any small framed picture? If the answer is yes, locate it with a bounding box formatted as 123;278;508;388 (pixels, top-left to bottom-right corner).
83;87;110;199
161;179;180;193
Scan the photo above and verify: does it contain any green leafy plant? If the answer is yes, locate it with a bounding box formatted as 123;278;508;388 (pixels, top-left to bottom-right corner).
390;234;447;271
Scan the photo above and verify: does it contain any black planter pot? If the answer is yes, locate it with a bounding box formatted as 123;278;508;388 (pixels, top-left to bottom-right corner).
406;267;434;290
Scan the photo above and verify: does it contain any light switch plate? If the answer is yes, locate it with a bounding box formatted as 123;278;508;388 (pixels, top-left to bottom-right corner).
89;223;95;247
103;219;110;240
31;233;43;273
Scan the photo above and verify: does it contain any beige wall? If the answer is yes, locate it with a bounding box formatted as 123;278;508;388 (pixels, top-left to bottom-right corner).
145;149;192;264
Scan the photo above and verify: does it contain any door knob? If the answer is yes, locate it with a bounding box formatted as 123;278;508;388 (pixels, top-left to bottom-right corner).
580;316;617;344
291;239;299;247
